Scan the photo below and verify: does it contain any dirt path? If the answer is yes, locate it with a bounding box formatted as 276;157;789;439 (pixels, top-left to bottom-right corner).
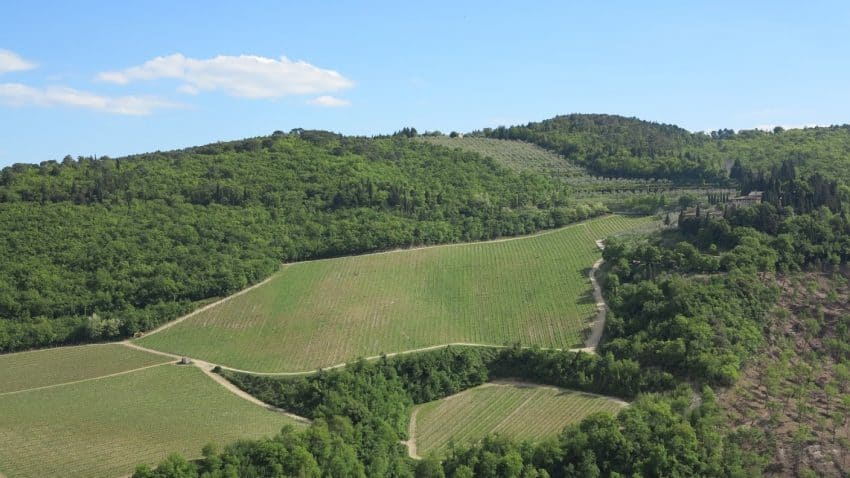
583;239;608;350
135;215;617;343
584;258;606;350
196;363;311;424
288;215;613;265
119;342;311;424
137;272;280;338
403;408;421;459
0;362;170;398
205;342;592;377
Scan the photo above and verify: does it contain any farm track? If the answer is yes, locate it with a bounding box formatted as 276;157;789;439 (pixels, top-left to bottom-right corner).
202;342;593;377
139;272;280;337
584;239;608;349
404;408;421;459
134;219;625;373
136;215;614;344
0;362;170;398
119;341;311;424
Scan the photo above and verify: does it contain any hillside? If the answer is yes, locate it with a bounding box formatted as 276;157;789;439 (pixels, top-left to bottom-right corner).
5;115;850;478
0;367;302;478
418;136;586;180
411;381;626;456
482;113;850;183
0;131;608;354
137;215;651;372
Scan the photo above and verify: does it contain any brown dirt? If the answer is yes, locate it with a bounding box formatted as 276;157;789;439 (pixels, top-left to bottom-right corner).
717;272;850;477
404;408;421;459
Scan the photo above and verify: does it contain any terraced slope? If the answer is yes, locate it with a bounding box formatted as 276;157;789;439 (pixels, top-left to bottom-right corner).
412;381;626;455
138;215;653;372
0;365;303;478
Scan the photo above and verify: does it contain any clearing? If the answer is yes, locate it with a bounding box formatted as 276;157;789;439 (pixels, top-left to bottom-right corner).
138;215;652;372
0;364;304;478
419;136;586;180
410;380;627;456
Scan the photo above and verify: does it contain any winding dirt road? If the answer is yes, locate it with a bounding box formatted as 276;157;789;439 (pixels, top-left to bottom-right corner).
584;239;608;350
117;230;614;431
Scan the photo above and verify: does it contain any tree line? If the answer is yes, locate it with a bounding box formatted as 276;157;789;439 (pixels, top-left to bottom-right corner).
135;346;758;478
0;132;610;353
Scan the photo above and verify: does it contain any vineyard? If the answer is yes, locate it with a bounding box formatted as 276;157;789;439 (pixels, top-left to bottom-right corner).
0;363;302;478
411;381;626;455
418;136;734;207
0;343;170;395
137;215;653;372
419;136;587;180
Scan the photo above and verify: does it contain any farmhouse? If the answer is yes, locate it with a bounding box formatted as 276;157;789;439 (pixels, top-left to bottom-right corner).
728;191;763;208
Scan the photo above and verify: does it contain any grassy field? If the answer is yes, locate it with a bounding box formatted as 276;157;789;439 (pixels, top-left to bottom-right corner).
0;364;303;478
420;136;586;180
412;381;626;455
138;215;653;372
0;343;170;395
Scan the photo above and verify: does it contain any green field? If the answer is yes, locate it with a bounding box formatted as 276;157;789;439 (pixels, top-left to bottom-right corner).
412;381;626;455
0;364;303;478
0;344;170;395
419;136;586;180
138;215;652;372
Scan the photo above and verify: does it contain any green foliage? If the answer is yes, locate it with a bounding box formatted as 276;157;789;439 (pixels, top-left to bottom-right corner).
479;114;725;182
439;389;756;478
479;114;850;184
601;223;781;385
137;215;646;372
0;133;602;353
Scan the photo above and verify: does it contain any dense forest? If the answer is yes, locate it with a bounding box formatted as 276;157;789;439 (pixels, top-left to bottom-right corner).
0;131;611;353
478;114;850;183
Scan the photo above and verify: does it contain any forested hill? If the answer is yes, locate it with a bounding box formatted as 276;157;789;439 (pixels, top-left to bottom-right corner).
0;130;607;353
480;113;850;182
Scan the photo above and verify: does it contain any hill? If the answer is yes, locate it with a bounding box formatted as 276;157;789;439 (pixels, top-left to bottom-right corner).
482;113;850;183
137;215;652;372
418;136;586;180
481;114;720;181
0;131;606;354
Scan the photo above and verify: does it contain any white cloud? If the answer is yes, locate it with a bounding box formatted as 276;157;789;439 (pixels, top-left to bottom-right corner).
0;49;36;74
0;83;181;115
98;53;354;98
308;95;351;107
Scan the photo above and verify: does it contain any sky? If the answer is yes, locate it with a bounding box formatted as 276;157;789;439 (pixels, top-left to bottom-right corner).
1;0;849;166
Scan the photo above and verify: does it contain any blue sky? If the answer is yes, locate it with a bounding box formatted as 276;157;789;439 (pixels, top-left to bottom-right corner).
1;0;849;166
